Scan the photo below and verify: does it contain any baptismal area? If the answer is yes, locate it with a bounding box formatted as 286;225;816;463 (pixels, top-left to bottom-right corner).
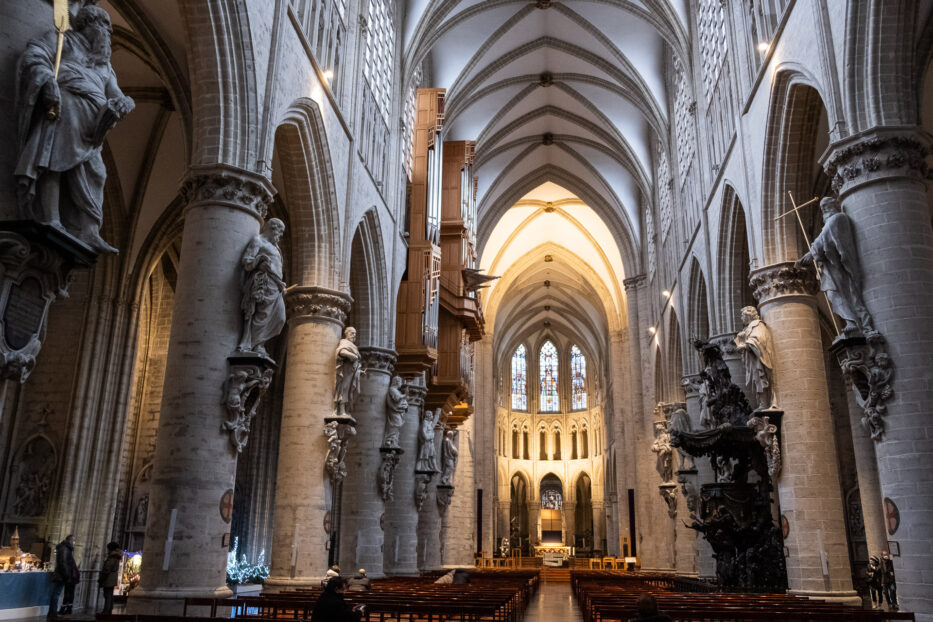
0;1;932;621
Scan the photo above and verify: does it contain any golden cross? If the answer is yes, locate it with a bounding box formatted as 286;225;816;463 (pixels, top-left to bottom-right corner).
773;190;840;335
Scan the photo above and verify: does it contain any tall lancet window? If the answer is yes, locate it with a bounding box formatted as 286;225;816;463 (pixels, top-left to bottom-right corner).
539;340;559;412
571;345;587;410
511;344;527;411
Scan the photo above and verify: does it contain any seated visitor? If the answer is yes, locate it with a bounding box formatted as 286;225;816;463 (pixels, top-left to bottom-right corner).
434;569;455;584
322;564;341;587
310;576;365;622
347;568;371;592
452;568;471;584
629;594;672;622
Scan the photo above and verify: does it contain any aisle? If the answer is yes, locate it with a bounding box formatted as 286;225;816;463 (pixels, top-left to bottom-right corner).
523;582;584;622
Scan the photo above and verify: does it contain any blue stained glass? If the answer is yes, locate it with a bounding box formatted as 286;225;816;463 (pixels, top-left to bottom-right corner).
571;345;587;410
539;341;559;412
511;344;527;410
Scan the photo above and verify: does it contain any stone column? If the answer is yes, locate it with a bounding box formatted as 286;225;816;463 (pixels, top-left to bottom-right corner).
592;500;605;553
417;472;442;570
382;375;425;575
338;348;396;577
528;501;541;547
496;500;510;552
562;502;575;548
265;287;351;590
750;263;857;602
442;418;474;566
129;166;274;613
841;377;888;560
824;129;933;616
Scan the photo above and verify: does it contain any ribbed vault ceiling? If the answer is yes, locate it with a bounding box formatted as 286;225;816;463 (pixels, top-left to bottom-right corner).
405;0;686;369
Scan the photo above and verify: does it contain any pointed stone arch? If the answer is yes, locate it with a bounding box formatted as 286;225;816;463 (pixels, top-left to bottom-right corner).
347;209;389;348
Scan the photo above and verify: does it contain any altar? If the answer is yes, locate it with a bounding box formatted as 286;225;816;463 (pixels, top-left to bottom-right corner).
534;545;571;567
0;572;51;619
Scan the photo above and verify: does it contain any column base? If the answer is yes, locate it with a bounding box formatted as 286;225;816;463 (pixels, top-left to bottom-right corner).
263;576;325;591
788;590;862;607
126;585;232;615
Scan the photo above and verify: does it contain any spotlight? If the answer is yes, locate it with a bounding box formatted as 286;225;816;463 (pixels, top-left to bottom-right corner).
648;326;656;335
323;69;334;81
662;290;671;298
757;42;770;52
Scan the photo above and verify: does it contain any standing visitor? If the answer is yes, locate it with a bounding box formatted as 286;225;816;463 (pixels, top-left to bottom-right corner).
866;556;884;609
881;551;898;610
49;535;79;617
98;542;121;614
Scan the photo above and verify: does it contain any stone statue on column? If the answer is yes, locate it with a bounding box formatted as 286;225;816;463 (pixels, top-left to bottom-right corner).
383;375;408;448
439;430;459;486
416;407;440;473
333;326;362;420
796;197;877;338
668;408;694;471
733;306;776;411
15;4;134;254
236;218;286;356
651;418;673;483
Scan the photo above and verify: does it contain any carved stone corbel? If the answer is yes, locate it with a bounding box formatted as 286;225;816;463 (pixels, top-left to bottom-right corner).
377;447;402;501
436;485;454;515
414;473;432;511
0;223;95;383
222;354;275;453
659;483;678;519
830;336;894;441
747;414;782;478
324;419;357;482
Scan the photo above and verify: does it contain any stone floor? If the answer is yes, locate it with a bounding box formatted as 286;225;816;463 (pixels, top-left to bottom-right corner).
523;583;584;622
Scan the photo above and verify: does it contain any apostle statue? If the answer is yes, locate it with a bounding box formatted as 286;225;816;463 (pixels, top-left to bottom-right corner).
237;219;286;357
668;407;695;471
15;4;134;254
333;326;362;418
796;197;877;338
733;306;776;410
416;407;440;472
651;419;673;483
383;375;408;448
439;430;459;486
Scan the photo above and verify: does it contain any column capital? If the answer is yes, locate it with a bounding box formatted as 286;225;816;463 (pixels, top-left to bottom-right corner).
822;126;930;195
623;274;647;291
750;262;818;305
404;375;428;406
360;347;397;375
181;164;275;221
284;286;352;326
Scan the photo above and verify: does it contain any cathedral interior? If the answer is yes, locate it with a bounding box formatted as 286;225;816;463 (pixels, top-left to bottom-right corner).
1;0;933;620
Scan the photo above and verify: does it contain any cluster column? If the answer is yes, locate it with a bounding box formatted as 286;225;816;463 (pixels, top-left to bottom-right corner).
130;166;274;613
824;129;933;616
339;348;396;577
266;287;351;589
750;263;857;601
383;375;426;575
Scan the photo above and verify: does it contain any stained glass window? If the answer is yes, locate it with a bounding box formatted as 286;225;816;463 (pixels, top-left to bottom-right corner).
571;345;587;410
511;344;527;410
539;341;559;412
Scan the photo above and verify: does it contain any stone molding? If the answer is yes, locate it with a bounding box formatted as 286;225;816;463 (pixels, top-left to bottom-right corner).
180;164;275;220
284;286;351;326
359;347;397;375
623;274;647;291
749;262;818;305
823;127;930;194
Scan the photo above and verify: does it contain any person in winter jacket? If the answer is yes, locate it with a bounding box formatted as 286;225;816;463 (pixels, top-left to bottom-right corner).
629;594;672;622
98;542;122;614
310;577;364;622
49;535;80;617
866;556;884;608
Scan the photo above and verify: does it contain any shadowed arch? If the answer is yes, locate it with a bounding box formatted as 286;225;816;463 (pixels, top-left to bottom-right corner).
347;209;389;348
273;99;342;289
714;185;755;334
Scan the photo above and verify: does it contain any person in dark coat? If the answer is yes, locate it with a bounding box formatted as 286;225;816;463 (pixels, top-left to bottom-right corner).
346;568;371;592
866;555;884;609
310;576;364;622
881;551;898;610
628;594;672;622
98;542;121;614
49;535;80;617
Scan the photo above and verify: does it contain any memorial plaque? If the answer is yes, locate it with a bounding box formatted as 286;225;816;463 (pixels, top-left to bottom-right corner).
4;278;46;350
